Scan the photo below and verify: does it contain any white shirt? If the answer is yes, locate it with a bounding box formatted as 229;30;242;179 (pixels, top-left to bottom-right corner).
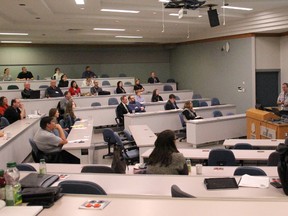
277;91;288;111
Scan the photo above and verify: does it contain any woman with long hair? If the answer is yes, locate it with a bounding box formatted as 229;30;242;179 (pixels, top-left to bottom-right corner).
63;101;79;130
49;108;68;137
69;80;81;96
0;96;9;116
58;74;69;87
116;81;126;94
182;101;202;121
146;130;188;175
151;89;163;102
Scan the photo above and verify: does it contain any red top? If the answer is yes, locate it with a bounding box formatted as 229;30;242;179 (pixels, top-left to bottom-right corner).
69;87;81;96
0;105;8;116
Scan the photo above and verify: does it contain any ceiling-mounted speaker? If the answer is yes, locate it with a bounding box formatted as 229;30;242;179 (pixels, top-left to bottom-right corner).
207;9;220;27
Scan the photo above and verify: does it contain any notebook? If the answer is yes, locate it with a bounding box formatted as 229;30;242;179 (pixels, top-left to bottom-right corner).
204;177;239;190
30;90;41;99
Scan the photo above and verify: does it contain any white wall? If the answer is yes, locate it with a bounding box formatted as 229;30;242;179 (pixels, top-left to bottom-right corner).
280;36;288;83
170;37;255;113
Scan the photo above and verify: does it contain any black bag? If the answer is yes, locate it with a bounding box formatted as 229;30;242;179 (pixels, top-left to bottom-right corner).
277;142;288;195
20;173;59;188
111;145;126;174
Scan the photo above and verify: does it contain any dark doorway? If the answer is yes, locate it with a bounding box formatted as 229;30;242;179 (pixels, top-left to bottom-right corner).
256;71;279;107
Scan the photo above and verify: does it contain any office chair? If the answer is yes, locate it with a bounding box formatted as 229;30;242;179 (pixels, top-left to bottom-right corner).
175;95;180;100
81;166;114;173
102;80;111;86
7;85;19;90
213;110;223;117
119;73;127;77
208;149;236;166
91;102;101;107
167;78;176;83
199;101;208;107
113;132;139;165
211;97;220;106
192;94;202;99
178;113;186;142
267;151;280;166
124;81;132;86
234;143;253;150
171;185;195;198
101;74;109;78
163;84;173;91
192;100;199;107
102;128;116;159
234;167;267;176
38;85;49;89
0;117;10;129
108;98;119;105
16;164;37;171
59;180;107;195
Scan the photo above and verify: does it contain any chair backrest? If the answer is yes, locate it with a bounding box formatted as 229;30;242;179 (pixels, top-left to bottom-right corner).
108;98;119;105
208;149;236;166
124;81;132;86
178;113;186;128
267;151;280;166
213;110;223;117
59;180;107;195
7;85;19;90
192;100;199;107
226;112;234;116
102;80;111;86
192;94;202;99
167;78;176;83
163;84;173;91
171;185;195;198
101;74;109;78
113;132;124;148
211;97;220;106
91;102;101;107
81;166;114;173
234;167;267;176
0;117;10;129
175;95;180;100
102;128;117;144
119;73;127;77
39;85;49;89
0;86;2;90
199;101;208;107
123;129;134;142
16;164;37;171
29;138;41;163
234;143;253;150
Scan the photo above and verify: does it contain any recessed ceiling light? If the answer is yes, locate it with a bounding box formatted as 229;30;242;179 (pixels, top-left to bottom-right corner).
80;7;85;10
153;12;157;15
159;0;170;2
136;30;140;32
1;41;32;44
115;36;143;39
93;28;125;31
169;13;178;16
0;33;28;36
198;15;203;18
101;9;140;14
75;0;85;5
221;6;253;11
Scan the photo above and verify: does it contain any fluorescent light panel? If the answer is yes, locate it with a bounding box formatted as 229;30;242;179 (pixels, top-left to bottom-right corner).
101;9;139;13
0;33;28;36
159;0;170;2
1;41;32;43
115;36;143;39
169;13;178;16
221;6;253;11
75;0;84;5
93;28;125;31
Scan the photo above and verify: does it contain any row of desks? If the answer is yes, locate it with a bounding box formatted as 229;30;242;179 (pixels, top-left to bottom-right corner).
223;138;284;148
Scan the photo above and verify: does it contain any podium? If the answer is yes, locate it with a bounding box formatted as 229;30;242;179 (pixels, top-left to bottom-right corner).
246;108;281;139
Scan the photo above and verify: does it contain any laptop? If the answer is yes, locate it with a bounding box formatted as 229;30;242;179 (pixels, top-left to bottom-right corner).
30;90;41;99
204;177;239;190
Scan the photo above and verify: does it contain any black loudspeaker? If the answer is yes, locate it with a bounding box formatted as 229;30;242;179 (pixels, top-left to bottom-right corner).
207;9;220;27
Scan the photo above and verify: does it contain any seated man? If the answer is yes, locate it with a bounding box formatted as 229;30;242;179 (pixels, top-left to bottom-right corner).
116;95;132;125
81;66;97;78
21;82;33;99
128;95;145;113
59;91;73;111
45;80;63;97
4;98;26;124
33;116;80;164
17;67;34;80
81;77;94;87
147;71;160;84
90;80;103;95
164;94;179;110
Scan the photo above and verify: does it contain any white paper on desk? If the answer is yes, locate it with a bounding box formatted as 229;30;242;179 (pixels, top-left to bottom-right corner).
68;139;89;143
238;174;270;188
27;114;41;119
0;205;43;216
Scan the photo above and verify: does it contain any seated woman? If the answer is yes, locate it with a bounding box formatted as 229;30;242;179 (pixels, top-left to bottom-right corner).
0;96;9;116
81;77;94;87
182;101;202;121
146;130;188;175
52;67;63;81
135;90;145;103
133;78;145;92
58;74;69;87
69;80;81;97
116;81;126;94
151;89;163;102
1;68;12;81
63;101;79;130
48;108;68;137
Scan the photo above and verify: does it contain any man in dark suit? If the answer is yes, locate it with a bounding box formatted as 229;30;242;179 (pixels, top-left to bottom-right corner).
116;95;132;125
164;94;179;110
147;71;160;83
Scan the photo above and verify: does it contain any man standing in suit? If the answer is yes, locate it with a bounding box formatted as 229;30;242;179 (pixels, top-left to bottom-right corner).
164;94;179;110
116;95;132;125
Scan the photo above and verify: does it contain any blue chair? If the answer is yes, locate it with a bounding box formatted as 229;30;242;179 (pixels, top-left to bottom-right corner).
178;113;186;142
124;81;132;86
192;100;199;107
234;143;253;150
267;151;280;166
7;85;19;90
39;85;49;89
16;164;37;171
171;185;195;198
163;84;173;91
208;149;236;166
102;81;111;86
101;74;109;78
167;78;176;83
234;167;267;176
102;128;116;159
0;117;10;129
81;166;114;173
91;102;101;107
199;101;208;107
108;98;119;105
211;97;220;106
226;112;234;116
213;110;223;117
59;180;107;195
192;94;202;99
119;73;127;77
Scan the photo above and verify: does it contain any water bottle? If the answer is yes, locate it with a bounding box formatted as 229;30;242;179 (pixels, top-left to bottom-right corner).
0;169;6;200
4;162;22;206
39;159;47;174
186;159;191;175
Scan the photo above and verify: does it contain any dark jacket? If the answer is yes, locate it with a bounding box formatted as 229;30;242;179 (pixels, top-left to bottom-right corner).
164;100;179;110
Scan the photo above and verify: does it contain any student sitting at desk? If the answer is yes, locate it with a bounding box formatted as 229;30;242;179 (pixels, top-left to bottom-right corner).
63;101;79;131
17;67;34;80
135;90;145;104
116;95;132;125
151;89;163;102
4;98;26;124
146;130;188;175
164;94;179;110
58;74;69;87
182;101;202;121
21;82;33;99
147;71;160;84
49;108;68;137
69;80;81;97
1;68;12;81
133;78;145;92
128;95;145;113
0;96;9;116
52;67;63;81
90;80;103;95
81;77;94;87
33;116;80;164
116;81;126;94
46;80;63;97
